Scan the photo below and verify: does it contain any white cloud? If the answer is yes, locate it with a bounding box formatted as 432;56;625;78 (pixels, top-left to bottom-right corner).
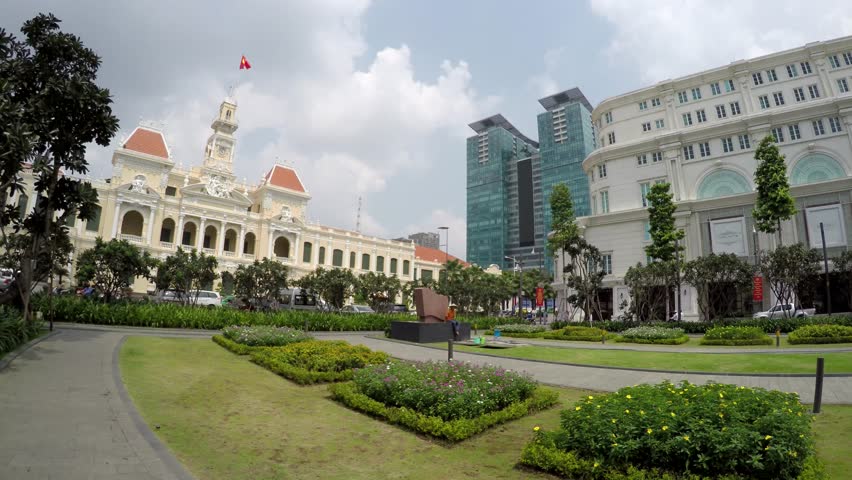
527;47;565;97
589;0;852;83
403;208;467;260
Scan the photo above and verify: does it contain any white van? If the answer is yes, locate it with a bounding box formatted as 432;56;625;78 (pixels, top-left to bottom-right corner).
157;289;222;307
278;288;322;311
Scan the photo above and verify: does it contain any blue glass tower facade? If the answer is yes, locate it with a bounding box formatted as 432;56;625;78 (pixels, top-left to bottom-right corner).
466;89;594;273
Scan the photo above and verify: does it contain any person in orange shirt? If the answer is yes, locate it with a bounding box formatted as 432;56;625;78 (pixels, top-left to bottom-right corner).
446;304;459;339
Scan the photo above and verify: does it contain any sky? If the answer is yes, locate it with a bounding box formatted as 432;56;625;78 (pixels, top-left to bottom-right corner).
4;0;852;259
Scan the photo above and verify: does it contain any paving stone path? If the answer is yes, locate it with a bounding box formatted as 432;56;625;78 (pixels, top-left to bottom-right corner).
1;323;851;480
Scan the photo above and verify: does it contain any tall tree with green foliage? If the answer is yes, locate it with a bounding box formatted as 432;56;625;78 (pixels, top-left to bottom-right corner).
233;258;289;307
354;272;401;310
644;182;684;320
682;253;753;322
297;267;357;309
547;183;580;321
154;248;219;305
75;238;155;302
752;135;796;245
759;243;819;317
0;14;119;321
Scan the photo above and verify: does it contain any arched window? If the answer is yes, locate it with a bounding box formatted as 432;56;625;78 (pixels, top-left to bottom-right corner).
86;205;101;233
274;237;290;258
303;242;312;263
790;153;846;185
17;193;29;220
403;260;410;275
361;253;370;270
332;249;344;267
318;246;326;265
697;169;751;199
376;256;385;272
160;218;176;243
350;252;356;269
390;258;398;274
243;232;256;255
120;210;144;237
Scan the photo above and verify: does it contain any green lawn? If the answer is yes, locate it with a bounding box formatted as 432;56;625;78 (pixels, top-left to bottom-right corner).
452;344;852;374
119;337;585;480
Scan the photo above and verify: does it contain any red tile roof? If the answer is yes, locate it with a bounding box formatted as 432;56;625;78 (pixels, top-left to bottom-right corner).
415;245;468;266
122;127;169;159
264;164;305;192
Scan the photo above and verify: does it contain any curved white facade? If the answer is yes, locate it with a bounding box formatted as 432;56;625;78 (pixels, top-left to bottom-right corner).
557;35;852;320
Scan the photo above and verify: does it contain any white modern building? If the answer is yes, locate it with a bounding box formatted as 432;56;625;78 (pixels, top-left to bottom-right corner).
556;35;852;321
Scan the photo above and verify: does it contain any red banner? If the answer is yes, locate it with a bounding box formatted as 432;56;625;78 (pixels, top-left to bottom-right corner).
753;276;763;302
535;287;544;307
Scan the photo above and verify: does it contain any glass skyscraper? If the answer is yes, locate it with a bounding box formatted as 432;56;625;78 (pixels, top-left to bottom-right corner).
466;89;595;273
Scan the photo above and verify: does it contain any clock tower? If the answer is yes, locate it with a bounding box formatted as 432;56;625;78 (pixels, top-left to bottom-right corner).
203;98;238;174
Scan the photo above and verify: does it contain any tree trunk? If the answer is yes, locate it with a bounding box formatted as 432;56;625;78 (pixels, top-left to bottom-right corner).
777;219;783;247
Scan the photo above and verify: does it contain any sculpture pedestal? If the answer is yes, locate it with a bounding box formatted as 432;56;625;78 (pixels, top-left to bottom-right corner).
390;321;471;343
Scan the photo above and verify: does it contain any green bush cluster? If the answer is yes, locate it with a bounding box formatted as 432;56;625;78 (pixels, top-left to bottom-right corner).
0;307;41;357
40;296;508;331
616;326;689;345
212;335;262;355
585;314;852;335
352;360;537;421
221;325;312;346
329;381;558;442
700;326;773;346
788;324;852;345
543;326;613;342
249;340;388;384
493;324;549;334
520;381;820;479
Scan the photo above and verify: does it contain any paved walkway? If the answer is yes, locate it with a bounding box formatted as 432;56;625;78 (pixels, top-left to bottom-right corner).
0;327;201;480
1;323;850;480
483;336;852;354
319;334;852;405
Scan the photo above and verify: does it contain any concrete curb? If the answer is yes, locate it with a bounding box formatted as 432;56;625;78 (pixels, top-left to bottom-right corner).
0;329;61;372
112;336;196;480
368;335;852;379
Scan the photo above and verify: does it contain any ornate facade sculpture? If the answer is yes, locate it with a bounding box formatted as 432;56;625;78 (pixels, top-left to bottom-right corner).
130;175;147;193
204;174;233;198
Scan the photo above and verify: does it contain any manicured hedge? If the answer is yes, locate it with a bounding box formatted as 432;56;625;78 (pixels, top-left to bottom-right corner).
212;334;256;355
700;326;773;346
788;324;852;345
586;314;852;335
543;326;616;342
40;296;509;331
330;381;558;442
249;340;388;385
615;326;689;345
520;381;822;479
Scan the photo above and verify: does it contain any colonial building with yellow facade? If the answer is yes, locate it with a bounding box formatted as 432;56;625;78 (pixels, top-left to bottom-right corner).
15;97;461;293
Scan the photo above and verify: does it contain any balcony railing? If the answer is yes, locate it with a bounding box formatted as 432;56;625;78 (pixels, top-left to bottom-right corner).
160;242;175;250
242;253;256;259
120;234;143;244
276;256;293;264
203;248;216;255
223;251;236;257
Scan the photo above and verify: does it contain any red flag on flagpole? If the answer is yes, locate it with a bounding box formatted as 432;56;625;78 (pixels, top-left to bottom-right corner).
239;55;252;70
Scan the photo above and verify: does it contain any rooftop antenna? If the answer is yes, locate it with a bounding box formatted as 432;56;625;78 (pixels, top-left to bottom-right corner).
355;196;362;233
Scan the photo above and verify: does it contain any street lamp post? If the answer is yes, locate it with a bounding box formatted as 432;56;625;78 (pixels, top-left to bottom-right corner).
820;222;832;316
752;226;760;314
674;237;682;321
438;226;449;264
505;255;523;322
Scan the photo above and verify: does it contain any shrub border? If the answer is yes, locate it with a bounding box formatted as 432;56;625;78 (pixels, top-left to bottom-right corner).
788;335;852;345
329;381;559;442
212;335;258;355
519;436;827;480
249;349;355;385
699;337;774;346
614;335;690;345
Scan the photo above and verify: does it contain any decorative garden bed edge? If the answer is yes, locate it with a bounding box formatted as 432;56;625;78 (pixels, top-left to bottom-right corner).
328;382;560;442
700;337;774;346
788;336;852;345
212;335;257;355
249;349;355;385
518;439;827;480
614;335;691;345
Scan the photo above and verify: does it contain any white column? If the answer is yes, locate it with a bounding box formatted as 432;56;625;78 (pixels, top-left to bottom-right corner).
146;206;156;245
110;201;122;238
198;218;206;250
293;234;300;262
814;56;835;97
218;221;227;255
176;215;185;247
238;226;246;255
268;229;275;258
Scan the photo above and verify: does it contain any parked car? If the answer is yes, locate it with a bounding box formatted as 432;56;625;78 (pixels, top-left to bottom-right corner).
340;304;375;314
0;268;15;292
156;289;221;307
377;303;409;314
752;304;815;319
278;288;322;311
